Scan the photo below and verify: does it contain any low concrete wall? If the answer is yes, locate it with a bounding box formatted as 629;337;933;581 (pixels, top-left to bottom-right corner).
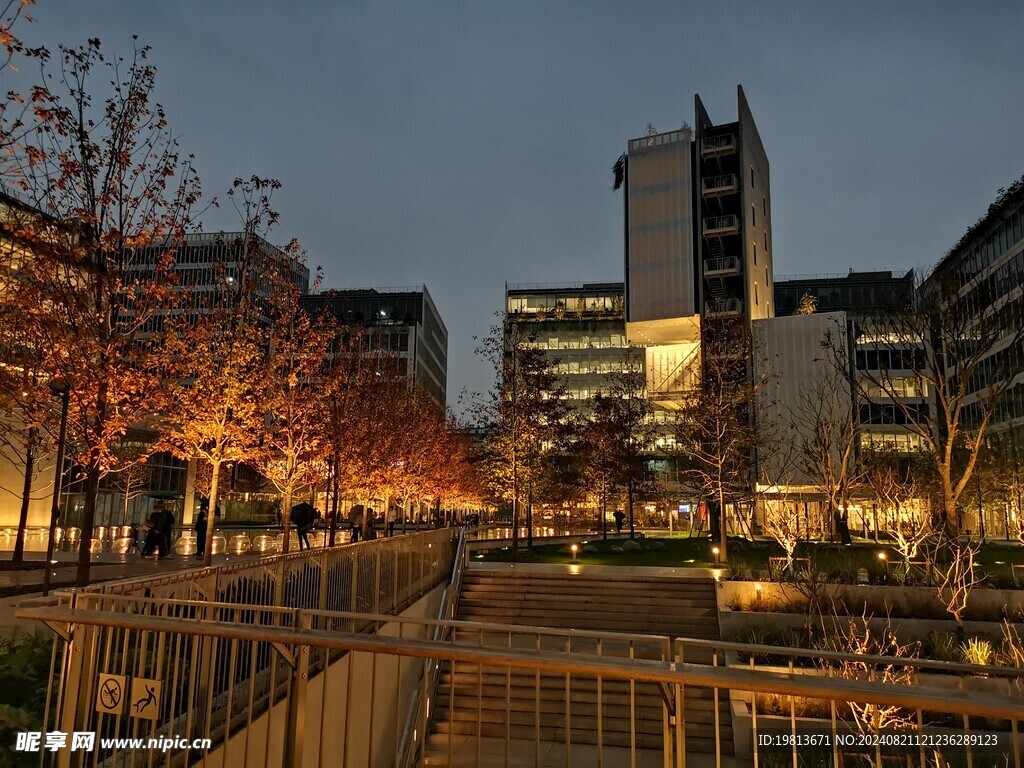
720;607;1014;644
467;532;635;553
203;584;445;768
720;580;1024;622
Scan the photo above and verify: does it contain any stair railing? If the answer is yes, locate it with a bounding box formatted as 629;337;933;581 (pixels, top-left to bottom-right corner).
395;527;469;766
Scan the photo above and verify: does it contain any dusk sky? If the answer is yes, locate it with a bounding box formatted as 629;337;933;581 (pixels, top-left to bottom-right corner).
21;1;1024;408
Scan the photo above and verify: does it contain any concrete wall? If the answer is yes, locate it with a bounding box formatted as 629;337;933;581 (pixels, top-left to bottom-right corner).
625;128;697;322
753;311;850;488
0;414;55;529
203;584;445;768
719;579;1024;642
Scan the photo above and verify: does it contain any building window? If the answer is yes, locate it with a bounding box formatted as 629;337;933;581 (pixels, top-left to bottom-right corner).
752;204;756;227
764;231;768;251
752;241;757;265
755;281;759;305
763;196;767;217
750;166;754;187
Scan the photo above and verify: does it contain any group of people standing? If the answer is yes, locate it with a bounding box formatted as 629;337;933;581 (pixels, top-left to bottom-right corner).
139;503;176;557
134;498;361;560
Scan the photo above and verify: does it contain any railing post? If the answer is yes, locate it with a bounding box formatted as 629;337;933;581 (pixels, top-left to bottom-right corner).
275;557;287;608
350;553;359;616
374;543;382;615
284;613;311;768
194;600;216;737
318;547;329;614
57;594;94;768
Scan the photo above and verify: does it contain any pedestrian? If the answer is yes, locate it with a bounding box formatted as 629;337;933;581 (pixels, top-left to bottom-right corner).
157;505;175;558
194;503;208;559
296;522;311;550
388;519;396;537
141;512;161;556
613;509;625;534
350;520;360;544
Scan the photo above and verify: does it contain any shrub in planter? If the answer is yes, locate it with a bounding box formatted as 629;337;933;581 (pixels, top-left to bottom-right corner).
959;637;995;666
926;631;960;663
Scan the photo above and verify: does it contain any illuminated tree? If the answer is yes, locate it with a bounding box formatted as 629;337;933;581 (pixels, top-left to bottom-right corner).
588;368;657;539
818;615;918;736
472;314;565;554
108;445;151;527
862;447;933;576
855;270;1024;539
677;324;762;561
157;179;286;566
5;39;202;584
789;322;864;541
392;386;446;532
252;275;334;552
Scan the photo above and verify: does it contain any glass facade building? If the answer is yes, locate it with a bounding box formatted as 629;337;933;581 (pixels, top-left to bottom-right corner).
301;286;449;409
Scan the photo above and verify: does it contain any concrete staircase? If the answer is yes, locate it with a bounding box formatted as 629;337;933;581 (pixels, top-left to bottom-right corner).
424;564;733;766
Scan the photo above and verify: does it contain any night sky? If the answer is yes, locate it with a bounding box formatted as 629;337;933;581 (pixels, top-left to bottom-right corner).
18;1;1024;408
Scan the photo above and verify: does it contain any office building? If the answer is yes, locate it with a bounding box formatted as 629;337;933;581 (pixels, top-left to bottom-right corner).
619;86;773;412
926;177;1024;436
773;270;922;453
505;282;638;406
301;286;449;409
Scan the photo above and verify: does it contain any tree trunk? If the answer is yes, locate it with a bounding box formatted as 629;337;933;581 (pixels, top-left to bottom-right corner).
526;485;533;549
627;482;635;538
77;465;101;587
203;460;221;568
601;487;608;541
718;485;728;563
362;496;373;541
13;427;36;563
328;458;339;547
280;488;293;554
511;468;519;557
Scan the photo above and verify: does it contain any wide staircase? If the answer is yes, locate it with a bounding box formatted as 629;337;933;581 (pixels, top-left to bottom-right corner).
425;564;733;766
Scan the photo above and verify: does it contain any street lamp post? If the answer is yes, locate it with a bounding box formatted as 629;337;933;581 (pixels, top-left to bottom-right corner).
43;382;70;597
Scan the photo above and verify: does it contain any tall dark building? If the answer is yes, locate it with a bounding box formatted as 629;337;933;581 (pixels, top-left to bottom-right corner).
618;86;772;411
695;86;774;324
773;270;914;317
301;286;449;408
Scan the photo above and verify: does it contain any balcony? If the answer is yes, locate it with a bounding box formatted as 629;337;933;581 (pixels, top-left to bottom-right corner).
701;174;738;197
700;134;736;156
702;214;739;237
704;297;743;318
704;256;741;277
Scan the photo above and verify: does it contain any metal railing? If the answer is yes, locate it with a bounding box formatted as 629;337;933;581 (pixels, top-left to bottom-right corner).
396;529;469;767
703;215;739;234
701;134;736;153
79;527;455;613
17;589;1024;768
705;297;743;317
704;256;741;275
701;174;737;194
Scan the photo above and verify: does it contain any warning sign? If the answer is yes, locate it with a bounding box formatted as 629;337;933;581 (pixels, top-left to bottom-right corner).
129;678;162;721
96;674;126;715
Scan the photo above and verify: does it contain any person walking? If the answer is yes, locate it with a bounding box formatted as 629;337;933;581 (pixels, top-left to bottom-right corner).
194;502;208;559
291;502;314;551
613;509;625;534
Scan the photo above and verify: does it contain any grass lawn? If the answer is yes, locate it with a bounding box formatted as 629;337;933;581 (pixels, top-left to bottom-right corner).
477;534;1024;584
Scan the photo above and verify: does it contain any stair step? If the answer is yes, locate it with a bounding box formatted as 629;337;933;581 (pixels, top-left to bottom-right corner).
423;734;736;767
432;721;732;754
435;696;728;726
437;674;726;703
434;568;732;758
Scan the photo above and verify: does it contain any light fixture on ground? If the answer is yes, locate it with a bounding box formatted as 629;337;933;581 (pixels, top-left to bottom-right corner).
570;543;578;562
